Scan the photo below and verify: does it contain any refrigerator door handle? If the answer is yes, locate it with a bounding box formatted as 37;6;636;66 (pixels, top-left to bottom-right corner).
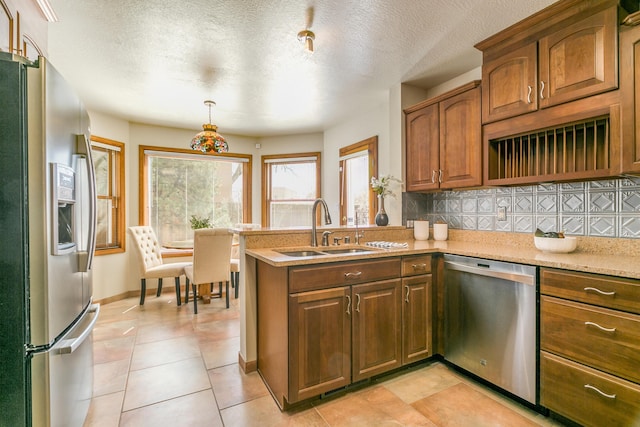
75;133;97;272
57;303;100;354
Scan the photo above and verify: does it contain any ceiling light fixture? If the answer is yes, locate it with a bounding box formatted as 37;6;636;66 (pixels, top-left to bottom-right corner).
190;100;228;153
297;29;315;53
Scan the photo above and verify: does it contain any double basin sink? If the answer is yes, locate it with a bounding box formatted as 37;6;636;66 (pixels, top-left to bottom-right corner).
278;247;378;258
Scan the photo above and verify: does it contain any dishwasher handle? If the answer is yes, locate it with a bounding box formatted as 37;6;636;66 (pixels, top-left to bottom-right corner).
444;260;535;286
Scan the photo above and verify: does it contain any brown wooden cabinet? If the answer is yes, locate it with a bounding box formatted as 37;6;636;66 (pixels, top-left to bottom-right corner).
540;267;640;426
621;14;640;174
404;81;482;191
478;3;618;124
401;255;432;365
288;286;351;403
257;257;404;408
351;279;402;382
257;254;435;409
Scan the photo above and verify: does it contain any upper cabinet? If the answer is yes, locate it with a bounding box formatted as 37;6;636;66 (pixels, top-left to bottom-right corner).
620;12;640;174
404;81;482;192
479;3;619;124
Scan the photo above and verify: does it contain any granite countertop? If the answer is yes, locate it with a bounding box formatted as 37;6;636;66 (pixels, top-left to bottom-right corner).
246;237;640;280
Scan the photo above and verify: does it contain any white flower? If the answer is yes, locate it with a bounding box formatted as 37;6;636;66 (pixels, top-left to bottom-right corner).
371;175;402;198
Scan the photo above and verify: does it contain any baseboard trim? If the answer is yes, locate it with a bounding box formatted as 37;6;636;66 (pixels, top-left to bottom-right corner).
239;352;257;373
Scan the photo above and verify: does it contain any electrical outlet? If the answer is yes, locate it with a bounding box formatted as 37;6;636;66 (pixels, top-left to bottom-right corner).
406;220;414;228
497;206;507;221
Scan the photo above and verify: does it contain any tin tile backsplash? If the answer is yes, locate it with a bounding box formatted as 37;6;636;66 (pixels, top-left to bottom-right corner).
403;176;640;239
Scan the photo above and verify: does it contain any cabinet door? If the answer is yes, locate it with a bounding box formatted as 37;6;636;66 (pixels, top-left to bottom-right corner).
352;279;402;382
288;287;351;403
481;42;538;123
439;86;482;189
539;7;618;109
621;21;640;174
405;103;440;191
402;274;432;365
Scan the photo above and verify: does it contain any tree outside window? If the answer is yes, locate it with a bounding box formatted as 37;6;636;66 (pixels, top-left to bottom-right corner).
140;146;251;246
91;136;125;254
262;153;321;227
339;136;378;225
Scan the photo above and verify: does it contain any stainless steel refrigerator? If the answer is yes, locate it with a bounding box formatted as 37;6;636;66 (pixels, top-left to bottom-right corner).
0;53;100;427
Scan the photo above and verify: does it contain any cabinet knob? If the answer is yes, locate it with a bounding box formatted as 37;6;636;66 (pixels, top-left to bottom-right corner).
431;170;436;184
405;285;410;303
346;295;351;315
527;85;532;103
438;169;443;183
540;81;545;100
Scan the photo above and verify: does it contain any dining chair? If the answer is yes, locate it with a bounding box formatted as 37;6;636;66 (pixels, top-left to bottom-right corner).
230;240;240;299
184;228;233;313
128;226;191;306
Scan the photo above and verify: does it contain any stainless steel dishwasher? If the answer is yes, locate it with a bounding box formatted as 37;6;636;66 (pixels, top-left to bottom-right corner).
444;254;538;405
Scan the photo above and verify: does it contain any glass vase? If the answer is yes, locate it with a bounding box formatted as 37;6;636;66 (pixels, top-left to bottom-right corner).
375;195;389;226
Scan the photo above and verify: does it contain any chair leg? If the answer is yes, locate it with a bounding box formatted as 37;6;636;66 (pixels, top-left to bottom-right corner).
193;282;198;314
234;272;239;298
140;278;146;305
225;281;229;309
174;277;181;306
156;278;163;296
185;278;189;303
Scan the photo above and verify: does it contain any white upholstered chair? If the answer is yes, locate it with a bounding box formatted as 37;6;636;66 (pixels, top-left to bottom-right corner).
184;228;233;313
230;242;239;299
128;226;191;306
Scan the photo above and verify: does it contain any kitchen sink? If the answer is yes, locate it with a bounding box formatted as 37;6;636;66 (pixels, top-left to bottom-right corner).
321;248;376;254
277;250;327;257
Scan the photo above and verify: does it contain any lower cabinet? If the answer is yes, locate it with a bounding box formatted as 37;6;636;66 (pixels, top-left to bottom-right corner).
540;268;640;426
257;255;432;409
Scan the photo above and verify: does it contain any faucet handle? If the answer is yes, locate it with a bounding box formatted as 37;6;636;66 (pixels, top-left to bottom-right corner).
333;236;343;246
321;231;332;246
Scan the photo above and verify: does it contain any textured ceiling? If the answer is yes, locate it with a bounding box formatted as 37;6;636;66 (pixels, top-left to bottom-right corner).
47;0;556;137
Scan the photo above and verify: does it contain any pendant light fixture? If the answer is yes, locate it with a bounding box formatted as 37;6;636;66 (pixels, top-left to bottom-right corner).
190;100;228;153
297;29;315;53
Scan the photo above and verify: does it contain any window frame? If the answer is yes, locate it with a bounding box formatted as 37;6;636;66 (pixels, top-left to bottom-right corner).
91;135;126;255
339;136;378;225
138;145;252;237
261;152;321;227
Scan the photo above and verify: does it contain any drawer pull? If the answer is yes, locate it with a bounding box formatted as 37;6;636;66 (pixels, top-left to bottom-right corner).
346;295;351;315
584;287;616;296
584;384;616;400
405;285;410;303
526;85;532;103
412;263;427;271
585;321;616;333
356;294;361;313
344;271;362;279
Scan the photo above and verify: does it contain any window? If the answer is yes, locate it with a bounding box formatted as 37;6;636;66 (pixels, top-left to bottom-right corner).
139;146;252;245
262;152;321;227
91;136;125;254
339;136;378;225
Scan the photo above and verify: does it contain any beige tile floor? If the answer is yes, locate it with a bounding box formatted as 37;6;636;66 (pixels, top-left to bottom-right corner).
84;290;566;427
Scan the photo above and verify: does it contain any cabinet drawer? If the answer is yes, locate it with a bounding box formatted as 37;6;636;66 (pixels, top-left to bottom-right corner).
541;268;640;315
289;258;401;293
401;254;432;276
541;296;640;383
541;351;640;427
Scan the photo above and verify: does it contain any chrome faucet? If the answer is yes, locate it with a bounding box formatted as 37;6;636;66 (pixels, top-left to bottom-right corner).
311;198;332;247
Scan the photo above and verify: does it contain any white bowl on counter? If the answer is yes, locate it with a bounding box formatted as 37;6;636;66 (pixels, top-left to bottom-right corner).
534;236;577;253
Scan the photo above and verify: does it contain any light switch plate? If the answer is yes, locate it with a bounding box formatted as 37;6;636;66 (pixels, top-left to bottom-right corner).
497;206;507;221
